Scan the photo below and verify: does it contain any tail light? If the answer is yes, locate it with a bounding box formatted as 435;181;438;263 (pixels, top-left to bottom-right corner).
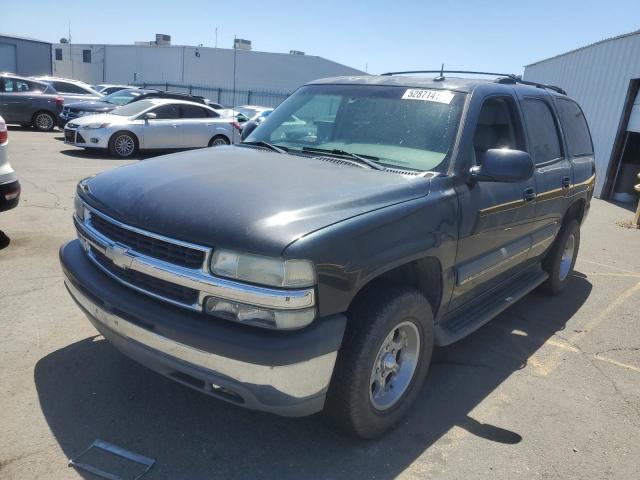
55;96;64;106
0;121;7;144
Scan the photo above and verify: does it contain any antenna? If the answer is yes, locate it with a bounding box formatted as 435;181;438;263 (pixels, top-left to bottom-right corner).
435;63;445;82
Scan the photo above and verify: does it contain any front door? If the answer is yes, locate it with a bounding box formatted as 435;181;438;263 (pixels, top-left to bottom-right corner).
450;94;537;311
141;104;183;149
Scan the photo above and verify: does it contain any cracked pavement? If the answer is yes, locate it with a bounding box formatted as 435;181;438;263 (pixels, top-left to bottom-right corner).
1;128;639;479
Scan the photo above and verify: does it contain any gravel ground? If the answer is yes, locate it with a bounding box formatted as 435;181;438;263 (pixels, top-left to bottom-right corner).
1;127;639;479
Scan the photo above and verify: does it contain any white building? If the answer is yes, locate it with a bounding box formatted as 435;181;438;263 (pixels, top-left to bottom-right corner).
524;30;640;199
52;41;365;107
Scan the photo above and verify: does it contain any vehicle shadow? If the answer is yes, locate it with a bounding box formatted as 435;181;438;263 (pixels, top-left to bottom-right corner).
60;148;160;161
34;274;592;479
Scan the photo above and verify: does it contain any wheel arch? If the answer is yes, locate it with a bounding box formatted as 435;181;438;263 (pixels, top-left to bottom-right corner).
347;257;443;319
564;198;586;226
209;133;231;146
109;129;140;152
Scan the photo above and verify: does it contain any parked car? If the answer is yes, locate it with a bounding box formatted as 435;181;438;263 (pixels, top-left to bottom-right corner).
59;88;157;126
204;100;225;110
60;72;595;438
63;98;236;157
31;76;103;104
95;84;138;95
0;73;64;131
0;116;20;212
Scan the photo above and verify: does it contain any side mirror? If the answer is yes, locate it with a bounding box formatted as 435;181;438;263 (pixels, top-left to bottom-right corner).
469;149;534;183
241;120;259;141
142;112;156;121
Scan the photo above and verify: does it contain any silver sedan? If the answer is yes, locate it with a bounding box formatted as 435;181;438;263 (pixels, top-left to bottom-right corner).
63;99;237;158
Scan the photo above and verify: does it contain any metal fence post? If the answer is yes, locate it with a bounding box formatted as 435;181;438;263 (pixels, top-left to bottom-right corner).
247;90;252;104
218;88;222;102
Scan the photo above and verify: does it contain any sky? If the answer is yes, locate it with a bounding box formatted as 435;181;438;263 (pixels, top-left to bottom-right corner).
2;0;639;75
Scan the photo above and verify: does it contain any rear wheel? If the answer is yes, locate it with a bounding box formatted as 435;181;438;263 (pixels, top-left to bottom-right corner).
541;219;580;295
325;284;434;438
209;135;230;147
32;111;55;132
108;131;138;158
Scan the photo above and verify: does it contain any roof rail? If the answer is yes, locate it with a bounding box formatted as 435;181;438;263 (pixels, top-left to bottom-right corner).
380;70;567;95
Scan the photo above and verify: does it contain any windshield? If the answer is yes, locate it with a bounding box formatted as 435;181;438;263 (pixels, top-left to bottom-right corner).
245;84;465;171
110;99;155;116
104;89;145;106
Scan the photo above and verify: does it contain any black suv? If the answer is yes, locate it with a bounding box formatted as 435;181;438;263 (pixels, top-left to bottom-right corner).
60;71;595;438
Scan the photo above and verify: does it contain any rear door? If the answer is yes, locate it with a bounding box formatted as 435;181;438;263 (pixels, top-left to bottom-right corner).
0;77;41;123
179;104;219;147
518;95;571;258
451;93;538;310
141;104;182;148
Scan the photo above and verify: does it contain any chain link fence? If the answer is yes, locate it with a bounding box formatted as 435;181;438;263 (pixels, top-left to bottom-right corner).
131;82;290;108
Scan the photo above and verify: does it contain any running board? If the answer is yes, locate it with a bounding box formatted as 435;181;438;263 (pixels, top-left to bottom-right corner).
435;265;548;346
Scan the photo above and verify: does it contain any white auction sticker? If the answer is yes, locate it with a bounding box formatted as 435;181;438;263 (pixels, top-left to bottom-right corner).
402;89;455;104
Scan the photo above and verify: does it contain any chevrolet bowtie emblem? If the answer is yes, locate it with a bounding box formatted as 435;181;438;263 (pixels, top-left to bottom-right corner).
105;244;134;269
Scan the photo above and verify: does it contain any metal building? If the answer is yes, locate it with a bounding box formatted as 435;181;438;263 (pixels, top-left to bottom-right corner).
0;34;52;76
52;41;365;107
524;30;640;199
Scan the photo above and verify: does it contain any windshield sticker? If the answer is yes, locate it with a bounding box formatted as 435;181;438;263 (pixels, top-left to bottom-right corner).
402;89;454;104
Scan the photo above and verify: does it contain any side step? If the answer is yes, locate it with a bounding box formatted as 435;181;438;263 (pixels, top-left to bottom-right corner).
434;265;548;346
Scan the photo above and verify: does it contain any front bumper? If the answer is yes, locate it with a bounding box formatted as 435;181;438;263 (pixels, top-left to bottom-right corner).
0;179;20;212
60;240;346;417
64;125;110;149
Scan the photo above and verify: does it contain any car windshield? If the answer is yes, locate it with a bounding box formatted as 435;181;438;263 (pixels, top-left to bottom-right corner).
110;99;155;116
245;84;466;171
103;89;145;106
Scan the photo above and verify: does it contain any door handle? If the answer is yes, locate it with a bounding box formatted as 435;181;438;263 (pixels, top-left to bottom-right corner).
523;187;536;202
562;176;571;189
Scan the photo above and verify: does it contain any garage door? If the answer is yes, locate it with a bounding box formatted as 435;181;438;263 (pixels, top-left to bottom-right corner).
0;43;17;73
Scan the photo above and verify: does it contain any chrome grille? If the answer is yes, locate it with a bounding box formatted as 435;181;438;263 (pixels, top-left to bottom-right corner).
89;214;206;269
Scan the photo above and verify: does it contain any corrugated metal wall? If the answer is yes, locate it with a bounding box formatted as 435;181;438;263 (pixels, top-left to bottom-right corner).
523;33;640;197
0;35;51;77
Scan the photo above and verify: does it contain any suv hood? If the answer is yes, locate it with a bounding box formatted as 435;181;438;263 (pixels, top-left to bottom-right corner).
81;146;431;255
67;100;116;113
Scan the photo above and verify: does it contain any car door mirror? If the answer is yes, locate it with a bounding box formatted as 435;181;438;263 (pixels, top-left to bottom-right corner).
142;112;157;121
241;120;259;141
469;148;534;183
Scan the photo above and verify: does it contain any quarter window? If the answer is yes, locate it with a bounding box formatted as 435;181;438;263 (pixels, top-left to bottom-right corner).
522;98;563;164
53;82;88;94
555;98;593;156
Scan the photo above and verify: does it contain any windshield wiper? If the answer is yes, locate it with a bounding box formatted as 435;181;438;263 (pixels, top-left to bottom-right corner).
302;147;384;170
242;141;287;154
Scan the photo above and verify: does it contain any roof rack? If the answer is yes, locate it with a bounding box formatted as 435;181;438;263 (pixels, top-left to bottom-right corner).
380;69;567;95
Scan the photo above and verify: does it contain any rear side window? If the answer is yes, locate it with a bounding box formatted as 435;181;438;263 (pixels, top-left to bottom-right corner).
522;98;562;164
53;81;88;94
2;78;35;92
555;98;593;156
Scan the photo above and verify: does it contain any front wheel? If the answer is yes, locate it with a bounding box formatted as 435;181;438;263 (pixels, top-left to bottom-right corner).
541;219;580;295
108;131;138;158
325;284;434;438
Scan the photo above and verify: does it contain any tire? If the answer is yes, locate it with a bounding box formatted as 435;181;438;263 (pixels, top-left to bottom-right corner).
325;283;434;439
108;131;139;158
32;111;56;132
541;219;580;295
208;135;230;147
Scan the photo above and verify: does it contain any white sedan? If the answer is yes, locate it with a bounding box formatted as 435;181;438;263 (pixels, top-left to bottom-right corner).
63;98;237;158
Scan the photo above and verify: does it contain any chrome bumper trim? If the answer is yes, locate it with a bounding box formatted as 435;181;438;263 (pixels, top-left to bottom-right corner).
74;212;315;311
64;276;336;399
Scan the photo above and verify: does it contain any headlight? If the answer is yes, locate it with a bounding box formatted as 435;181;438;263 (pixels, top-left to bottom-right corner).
82;122;109;129
210;249;316;288
78;111;93;117
74;194;87;221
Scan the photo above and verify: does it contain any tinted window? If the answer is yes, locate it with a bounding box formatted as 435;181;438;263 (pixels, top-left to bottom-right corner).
2;78;39;93
556;99;593;156
180;105;211;118
152;104;180;119
473;96;524;164
53;81;88;94
522;98;562;164
55;48;63;61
